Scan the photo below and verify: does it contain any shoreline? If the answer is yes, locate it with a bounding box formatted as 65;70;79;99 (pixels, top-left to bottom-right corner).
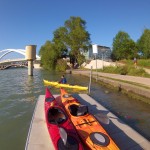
71;69;150;104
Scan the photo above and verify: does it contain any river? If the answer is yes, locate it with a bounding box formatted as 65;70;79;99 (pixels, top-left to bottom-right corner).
0;68;149;150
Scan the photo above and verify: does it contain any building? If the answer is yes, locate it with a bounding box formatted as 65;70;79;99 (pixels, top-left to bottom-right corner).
83;44;112;61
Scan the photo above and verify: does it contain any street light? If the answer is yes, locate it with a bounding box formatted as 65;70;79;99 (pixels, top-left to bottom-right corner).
101;47;106;70
92;44;98;82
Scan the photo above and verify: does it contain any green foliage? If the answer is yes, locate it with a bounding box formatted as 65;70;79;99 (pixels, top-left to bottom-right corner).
76;53;85;67
127;66;148;77
64;16;91;64
54;16;91;66
112;31;138;60
39;16;91;70
137;59;150;68
100;66;120;74
39;41;59;70
137;29;150;58
101;66;128;75
53;27;68;57
117;66;128;75
119;59;150;68
99;65;150;77
56;59;67;72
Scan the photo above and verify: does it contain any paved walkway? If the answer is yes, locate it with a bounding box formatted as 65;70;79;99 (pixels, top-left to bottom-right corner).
72;70;150;88
72;70;150;103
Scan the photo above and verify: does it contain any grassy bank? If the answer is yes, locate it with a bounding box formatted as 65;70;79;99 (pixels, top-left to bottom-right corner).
98;65;150;78
91;75;150;104
119;59;150;68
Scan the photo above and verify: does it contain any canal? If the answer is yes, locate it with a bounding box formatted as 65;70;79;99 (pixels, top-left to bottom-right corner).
0;68;149;150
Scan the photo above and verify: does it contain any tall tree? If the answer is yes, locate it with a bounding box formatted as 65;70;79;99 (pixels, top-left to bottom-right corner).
137;29;150;58
39;16;91;70
55;16;91;66
112;31;137;60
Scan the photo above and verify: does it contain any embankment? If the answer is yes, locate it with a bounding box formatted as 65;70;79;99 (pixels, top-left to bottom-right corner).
71;70;150;104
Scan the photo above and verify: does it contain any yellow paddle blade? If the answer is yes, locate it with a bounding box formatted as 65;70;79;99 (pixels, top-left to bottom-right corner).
43;79;88;91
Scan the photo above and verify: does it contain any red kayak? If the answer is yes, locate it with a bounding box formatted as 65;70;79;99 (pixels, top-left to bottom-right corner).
44;87;85;150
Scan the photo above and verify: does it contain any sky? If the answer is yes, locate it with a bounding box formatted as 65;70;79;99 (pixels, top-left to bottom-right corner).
0;0;150;59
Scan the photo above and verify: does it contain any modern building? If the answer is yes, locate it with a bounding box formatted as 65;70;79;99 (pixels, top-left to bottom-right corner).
83;44;112;61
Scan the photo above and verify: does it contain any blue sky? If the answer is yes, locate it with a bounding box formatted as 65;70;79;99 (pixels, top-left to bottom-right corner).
0;0;150;59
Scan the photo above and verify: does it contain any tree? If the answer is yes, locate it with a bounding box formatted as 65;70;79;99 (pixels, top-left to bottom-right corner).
76;53;85;67
56;59;67;72
56;16;91;66
39;16;91;70
112;31;138;60
39;41;59;70
137;29;150;58
53;27;68;58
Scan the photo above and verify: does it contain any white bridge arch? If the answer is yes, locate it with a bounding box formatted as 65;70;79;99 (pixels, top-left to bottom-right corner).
0;49;40;60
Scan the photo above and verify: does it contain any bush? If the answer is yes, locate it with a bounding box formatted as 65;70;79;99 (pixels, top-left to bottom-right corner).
101;66;117;73
128;66;149;77
118;66;128;75
56;59;67;72
137;59;150;68
100;66;128;75
119;59;150;68
98;65;150;77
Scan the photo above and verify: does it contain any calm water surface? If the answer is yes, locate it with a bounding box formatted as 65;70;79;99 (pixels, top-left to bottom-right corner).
0;68;149;150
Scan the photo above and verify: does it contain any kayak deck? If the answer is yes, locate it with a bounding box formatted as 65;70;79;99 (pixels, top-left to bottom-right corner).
60;88;119;149
25;94;150;150
43;79;88;90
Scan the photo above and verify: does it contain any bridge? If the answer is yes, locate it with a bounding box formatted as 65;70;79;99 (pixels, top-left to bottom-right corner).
0;62;28;70
0;49;41;70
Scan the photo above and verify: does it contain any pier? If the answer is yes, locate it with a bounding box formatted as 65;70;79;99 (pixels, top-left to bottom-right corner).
25;94;150;150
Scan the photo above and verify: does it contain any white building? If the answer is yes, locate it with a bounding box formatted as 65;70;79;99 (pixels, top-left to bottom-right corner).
83;44;112;61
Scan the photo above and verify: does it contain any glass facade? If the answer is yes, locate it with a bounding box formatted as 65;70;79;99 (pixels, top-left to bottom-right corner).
83;45;112;61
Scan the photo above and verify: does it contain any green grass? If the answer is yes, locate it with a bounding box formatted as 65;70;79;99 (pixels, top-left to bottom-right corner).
80;59;150;77
96;59;150;78
119;59;150;68
98;65;150;78
138;59;150;68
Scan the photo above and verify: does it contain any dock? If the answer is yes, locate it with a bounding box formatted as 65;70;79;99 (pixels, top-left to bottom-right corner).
25;94;150;150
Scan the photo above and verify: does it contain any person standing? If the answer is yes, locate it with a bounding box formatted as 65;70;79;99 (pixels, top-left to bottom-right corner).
133;57;137;68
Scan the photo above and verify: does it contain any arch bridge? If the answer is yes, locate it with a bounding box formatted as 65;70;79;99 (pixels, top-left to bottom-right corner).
0;49;40;61
0;49;40;70
0;62;28;70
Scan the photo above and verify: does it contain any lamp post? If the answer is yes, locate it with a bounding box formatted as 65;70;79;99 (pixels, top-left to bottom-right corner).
101;47;106;70
92;44;98;82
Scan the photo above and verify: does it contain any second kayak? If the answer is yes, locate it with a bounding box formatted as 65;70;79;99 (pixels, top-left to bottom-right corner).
59;88;120;150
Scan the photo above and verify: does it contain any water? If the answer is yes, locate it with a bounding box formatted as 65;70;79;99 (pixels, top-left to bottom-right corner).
0;68;149;150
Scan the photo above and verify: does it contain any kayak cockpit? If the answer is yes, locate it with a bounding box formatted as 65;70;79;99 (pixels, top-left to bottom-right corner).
69;104;88;116
45;97;55;102
48;107;67;124
62;94;72;98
